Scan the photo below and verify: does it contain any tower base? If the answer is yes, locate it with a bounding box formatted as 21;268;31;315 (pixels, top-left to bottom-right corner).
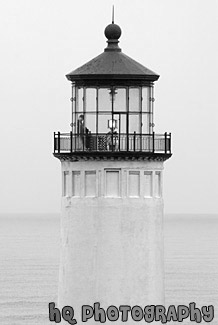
58;159;165;322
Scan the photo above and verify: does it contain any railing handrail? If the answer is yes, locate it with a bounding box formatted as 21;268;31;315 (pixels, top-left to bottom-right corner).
54;132;171;137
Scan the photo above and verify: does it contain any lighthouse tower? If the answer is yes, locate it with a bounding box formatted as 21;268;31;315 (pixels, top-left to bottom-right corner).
54;19;171;319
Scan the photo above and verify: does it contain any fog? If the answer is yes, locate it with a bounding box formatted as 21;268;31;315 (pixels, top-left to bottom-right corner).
0;0;217;214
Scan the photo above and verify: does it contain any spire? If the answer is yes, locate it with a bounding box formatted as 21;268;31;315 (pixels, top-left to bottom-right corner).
112;5;114;24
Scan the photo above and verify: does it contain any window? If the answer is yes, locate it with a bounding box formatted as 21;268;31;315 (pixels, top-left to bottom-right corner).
85;171;96;197
71;85;157;151
142;87;150;113
154;171;161;197
72;171;81;197
128;171;140;197
129;114;140;133
85;88;96;112
144;171;152;197
63;171;69;196
114;88;127;112
98;88;112;112
142;114;149;134
98;114;112;133
85;113;96;133
105;170;120;197
129;87;140;112
76;87;83;112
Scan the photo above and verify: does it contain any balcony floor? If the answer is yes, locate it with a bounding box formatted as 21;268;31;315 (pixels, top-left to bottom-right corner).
53;151;172;162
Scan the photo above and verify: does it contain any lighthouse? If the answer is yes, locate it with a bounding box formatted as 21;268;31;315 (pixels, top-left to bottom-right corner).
53;18;171;321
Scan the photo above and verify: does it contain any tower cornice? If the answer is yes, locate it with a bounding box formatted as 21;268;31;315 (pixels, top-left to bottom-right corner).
53;152;172;162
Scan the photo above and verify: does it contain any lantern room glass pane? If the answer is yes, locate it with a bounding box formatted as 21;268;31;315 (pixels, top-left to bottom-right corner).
85;113;96;133
98;114;112;133
75;113;85;134
71;86;76;133
86;88;96;112
142;114;149;134
76;87;83;112
129;88;140;112
114;88;126;112
120;114;126;134
129;114;140;133
98;88;112;112
142;87;150;112
150;87;154;115
119;114;127;150
72;86;76;113
112;113;127;133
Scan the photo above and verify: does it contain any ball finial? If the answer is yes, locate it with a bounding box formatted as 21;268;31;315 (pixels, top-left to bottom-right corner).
104;23;122;40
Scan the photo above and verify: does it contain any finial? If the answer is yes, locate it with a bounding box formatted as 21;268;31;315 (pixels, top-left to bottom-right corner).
112;5;114;24
104;7;122;52
104;6;121;43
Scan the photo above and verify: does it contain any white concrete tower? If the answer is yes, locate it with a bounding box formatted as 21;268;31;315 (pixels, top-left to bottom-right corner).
54;19;172;322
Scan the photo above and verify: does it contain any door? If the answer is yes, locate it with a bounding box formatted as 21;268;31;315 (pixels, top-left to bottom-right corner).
112;113;127;151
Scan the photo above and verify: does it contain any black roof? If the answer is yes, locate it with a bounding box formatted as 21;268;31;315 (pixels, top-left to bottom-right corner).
66;23;159;83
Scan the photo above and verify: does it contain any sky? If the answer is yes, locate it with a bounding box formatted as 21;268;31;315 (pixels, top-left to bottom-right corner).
0;0;217;214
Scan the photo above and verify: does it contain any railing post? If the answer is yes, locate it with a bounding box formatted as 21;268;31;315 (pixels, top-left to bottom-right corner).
96;133;98;151
70;131;73;153
58;132;60;154
164;132;167;154
112;133;114;152
75;132;77;151
133;131;136;151
169;132;171;154
54;132;56;153
152;132;155;153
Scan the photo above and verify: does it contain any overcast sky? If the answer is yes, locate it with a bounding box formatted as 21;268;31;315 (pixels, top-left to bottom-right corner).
0;0;217;214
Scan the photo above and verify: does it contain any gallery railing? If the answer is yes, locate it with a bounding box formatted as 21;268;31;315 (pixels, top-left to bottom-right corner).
53;132;171;154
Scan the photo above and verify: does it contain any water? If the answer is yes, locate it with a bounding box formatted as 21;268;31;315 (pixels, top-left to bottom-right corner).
164;214;218;323
0;214;60;325
0;214;217;324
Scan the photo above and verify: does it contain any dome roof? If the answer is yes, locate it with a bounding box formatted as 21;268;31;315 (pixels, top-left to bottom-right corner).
66;22;159;82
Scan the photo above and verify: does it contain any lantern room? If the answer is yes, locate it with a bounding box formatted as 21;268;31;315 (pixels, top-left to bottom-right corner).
54;21;171;159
